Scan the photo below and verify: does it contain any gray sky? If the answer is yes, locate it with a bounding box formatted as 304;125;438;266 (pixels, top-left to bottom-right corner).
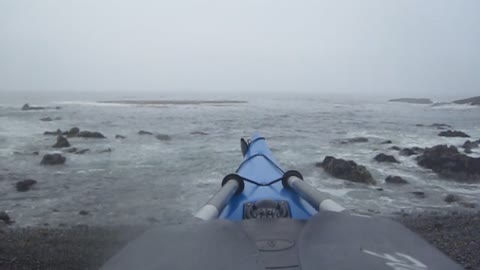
1;0;479;98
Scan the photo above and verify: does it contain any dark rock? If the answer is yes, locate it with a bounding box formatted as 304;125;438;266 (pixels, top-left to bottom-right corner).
40;154;66;165
374;153;399;163
13;151;40;156
115;135;126;139
438;130;470;138
385;176;408;184
98;148;112;153
444;194;462;204
52;136;71;148
465;148;473;154
388;98;433;104
389;146;401;151
40;117;53;122
44;129;62;136
340;137;369;144
380;140;392;144
430;123;452;129
0;211;12;225
155;134;171;141
415;124;425;127
452;96;480;106
21;103;45;110
77;131;105;139
416;145;480;182
411;191;426;198
138;130;153;135
190;131;209;136
462;140;479;149
399;148;416;156
15;179;37;192
411;147;425;153
65;127;80;137
75;149;90;155
64;147;78;153
78;210;89;216
320;156;376;184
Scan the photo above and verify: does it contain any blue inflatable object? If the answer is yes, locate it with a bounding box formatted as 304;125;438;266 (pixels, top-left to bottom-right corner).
219;133;316;220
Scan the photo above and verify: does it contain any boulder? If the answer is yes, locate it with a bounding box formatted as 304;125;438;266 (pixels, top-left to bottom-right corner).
385;176;408;184
40;154;66;165
65;127;80;137
40;117;53;122
77;131;106;139
388;98;433;104
155;134;171;141
44;129;63;136
16;179;37;192
320;156;376;184
444;194;462;204
21;103;45;110
438;130;470;138
0;211;12;225
340;137;369;144
138;130;153;135
416;145;480;182
374;153;399;163
115;135;126;139
380;140;392;144
52;136;71;148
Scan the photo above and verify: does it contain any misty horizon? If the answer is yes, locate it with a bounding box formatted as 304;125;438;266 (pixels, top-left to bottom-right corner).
1;0;479;98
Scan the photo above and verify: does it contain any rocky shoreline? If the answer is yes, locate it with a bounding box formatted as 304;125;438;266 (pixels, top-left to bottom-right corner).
0;210;478;270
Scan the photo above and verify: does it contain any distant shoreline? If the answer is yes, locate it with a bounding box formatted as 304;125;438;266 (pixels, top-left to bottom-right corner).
98;100;248;105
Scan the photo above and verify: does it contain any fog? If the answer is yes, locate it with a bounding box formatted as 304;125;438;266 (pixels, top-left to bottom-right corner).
1;0;479;98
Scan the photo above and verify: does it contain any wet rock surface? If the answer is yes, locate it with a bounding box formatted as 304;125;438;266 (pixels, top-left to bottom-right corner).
340;137;369;144
52;136;71;148
15;179;37;192
438;130;470;138
385;175;408;184
374;153;399;163
40;154;66;165
319;156;376;184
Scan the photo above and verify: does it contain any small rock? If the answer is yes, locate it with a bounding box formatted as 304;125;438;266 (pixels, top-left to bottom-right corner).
438;130;470;138
380;140;392;144
389;146;401;151
40;117;53;122
374;153;399;163
385;176;408;184
411;191;426;198
462;140;478;149
0;211;12;225
52;135;71;148
21;103;45;111
78;210;89;216
40;153;66;165
155;134;171;141
65;127;80;137
115;135;126;139
399;148;416;156
44;129;63;136
15;179;37;192
99;148;112;153
64;147;78;153
77;131;106;139
340;137;369;144
320;156;376;184
444;194;462;204
138;130;153;135
75;149;90;155
431;123;452;129
190;131;209;136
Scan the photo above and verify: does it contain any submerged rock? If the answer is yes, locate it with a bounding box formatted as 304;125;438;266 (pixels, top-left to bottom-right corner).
388;98;433;104
15;179;37;192
21;103;45;111
430;123;452;128
438;130;470;138
115;135;126;139
77;131;106;139
44;129;63;136
444;194;462;204
0;211;12;225
190;131;209;136
138;130;153;135
385;176;408;184
374;153;399;163
40;117;53;122
98;148;112;153
78;210;89;216
399;148;416;156
64;147;78;153
411;191;426;198
75;149;90;155
340;137;369;144
40;154;66;165
389;146;401;151
320;156;376;184
155;134;171;141
380;140;392;144
417;145;480;182
52;136;71;148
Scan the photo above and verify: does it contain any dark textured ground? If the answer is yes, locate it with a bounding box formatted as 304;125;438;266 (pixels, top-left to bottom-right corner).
0;211;479;270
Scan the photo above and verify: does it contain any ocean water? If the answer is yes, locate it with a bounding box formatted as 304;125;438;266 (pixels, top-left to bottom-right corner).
1;92;479;227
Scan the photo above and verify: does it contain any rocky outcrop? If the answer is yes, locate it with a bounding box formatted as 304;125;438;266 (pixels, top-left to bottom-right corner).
155;134;171;141
385;176;408;184
340;137;368;144
452;96;480;106
138;130;153;135
389;98;433;104
16;179;37;192
52;136;71;148
417;145;480;182
40;154;66;165
399;148;415;156
374;153;399;163
319;156;376;184
21;103;45;110
438;130;470;138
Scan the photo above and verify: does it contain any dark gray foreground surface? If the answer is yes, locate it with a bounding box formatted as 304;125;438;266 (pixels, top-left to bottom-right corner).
0;211;478;270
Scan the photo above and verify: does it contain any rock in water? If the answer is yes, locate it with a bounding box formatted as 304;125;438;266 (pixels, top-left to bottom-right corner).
64;147;78;153
21;103;45;110
52;136;71;148
388;98;433;104
40;154;66;165
75;149;90;155
16;179;37;192
340;137;368;144
380;140;392;144
452;96;480;106
155;134;171;141
78;210;89;215
65;127;80;137
430;123;452;129
44;129;63;136
389;146;401;151
374;153;399;163
0;211;12;225
40;117;53;122
77;131;106;138
411;191;426;198
462;140;479;149
320;156;376;184
438;130;470;138
115;135;126;139
138;130;153;135
190;131;209;136
385;176;408;184
444;194;462;204
399;148;416;156
98;148;112;153
417;145;480;182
